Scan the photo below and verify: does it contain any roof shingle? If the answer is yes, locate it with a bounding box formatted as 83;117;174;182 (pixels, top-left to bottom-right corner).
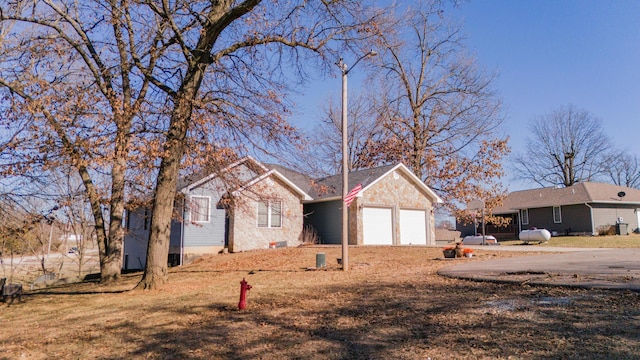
493;182;640;214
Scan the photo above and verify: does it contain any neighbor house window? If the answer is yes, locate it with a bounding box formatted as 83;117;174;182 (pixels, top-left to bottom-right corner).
258;200;282;228
521;209;529;225
553;206;562;223
190;196;210;223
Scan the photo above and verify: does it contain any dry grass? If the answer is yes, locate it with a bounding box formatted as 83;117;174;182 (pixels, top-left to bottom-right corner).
2;246;640;359
500;233;640;248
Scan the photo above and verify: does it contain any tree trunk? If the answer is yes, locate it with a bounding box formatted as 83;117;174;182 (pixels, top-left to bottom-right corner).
100;153;128;283
76;163;110;279
136;90;199;289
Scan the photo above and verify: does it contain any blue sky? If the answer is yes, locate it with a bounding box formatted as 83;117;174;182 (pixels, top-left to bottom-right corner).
290;0;640;191
455;0;640;189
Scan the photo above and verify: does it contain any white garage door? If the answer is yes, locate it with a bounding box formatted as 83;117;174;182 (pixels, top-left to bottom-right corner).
400;209;427;245
363;207;393;245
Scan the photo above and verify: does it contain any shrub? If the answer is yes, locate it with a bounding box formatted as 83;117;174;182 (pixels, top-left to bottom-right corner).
301;225;318;245
597;224;616;236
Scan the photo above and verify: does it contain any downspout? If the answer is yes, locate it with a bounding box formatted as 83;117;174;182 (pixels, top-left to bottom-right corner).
585;203;595;236
180;197;185;266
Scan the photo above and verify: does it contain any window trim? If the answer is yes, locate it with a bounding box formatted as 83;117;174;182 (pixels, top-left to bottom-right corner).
553;206;562;224
257;200;282;228
521;209;529;225
190;196;211;223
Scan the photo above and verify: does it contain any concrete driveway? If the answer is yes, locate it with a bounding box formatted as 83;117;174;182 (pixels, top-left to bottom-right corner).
437;247;640;291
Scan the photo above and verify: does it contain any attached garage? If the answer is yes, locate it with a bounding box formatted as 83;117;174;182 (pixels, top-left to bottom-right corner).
362;207;393;245
399;209;427;245
301;163;442;246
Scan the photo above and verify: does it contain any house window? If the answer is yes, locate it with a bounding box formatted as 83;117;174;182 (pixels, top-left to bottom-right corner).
521;209;529;225
553;206;562;223
258;200;282;228
190;196;210;223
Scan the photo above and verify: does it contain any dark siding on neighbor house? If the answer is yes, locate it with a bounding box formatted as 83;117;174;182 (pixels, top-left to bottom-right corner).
526;204;592;235
456;221;476;238
456;213;520;241
558;204;593;234
486;213;519;240
304;200;342;244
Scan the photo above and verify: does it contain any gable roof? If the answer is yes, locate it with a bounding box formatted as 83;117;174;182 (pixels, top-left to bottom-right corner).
231;169;313;201
265;164;318;197
178;156;266;193
267;163;443;203
312;164;398;200
494;182;640;214
178;158;442;204
359;163;443;203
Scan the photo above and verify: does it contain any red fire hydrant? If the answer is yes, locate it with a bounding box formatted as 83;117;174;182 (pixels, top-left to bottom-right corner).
238;278;252;310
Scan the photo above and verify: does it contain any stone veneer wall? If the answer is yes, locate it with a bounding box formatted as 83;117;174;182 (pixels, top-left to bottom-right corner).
228;175;304;252
352;169;435;245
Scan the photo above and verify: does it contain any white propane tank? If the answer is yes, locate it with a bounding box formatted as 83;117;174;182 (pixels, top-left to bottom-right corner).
519;229;551;244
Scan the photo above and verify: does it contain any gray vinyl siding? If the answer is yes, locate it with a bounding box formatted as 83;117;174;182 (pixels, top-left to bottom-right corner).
524;203;640;236
304;200;342;244
526;204;592;235
182;207;226;247
179;164;258;247
123;208;150;270
555;204;592;235
182;188;229;247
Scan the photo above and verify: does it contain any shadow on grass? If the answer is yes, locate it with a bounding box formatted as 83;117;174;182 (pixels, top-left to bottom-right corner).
26;288;134;296
24;272;141;297
171;268;340;274
91;281;640;359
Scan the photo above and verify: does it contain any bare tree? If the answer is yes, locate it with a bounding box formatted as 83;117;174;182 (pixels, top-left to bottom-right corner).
49;168;99;278
512;104;611;187
0;0;157;283
135;1;376;289
602;151;640;189
0;198;30;281
309;94;380;175
347;1;510;212
1;0;376;289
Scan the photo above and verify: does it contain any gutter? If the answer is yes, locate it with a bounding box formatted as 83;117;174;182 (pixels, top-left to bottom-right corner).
302;196;343;204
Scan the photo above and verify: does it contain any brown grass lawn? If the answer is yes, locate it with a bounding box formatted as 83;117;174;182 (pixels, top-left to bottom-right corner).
500;233;640;248
2;246;640;359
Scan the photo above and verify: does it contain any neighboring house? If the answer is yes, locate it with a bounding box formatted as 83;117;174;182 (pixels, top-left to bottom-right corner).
124;158;442;270
459;182;640;239
123;157;311;270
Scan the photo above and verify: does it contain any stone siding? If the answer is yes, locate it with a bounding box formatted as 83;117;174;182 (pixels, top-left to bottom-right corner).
229;175;304;252
352;169;436;245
